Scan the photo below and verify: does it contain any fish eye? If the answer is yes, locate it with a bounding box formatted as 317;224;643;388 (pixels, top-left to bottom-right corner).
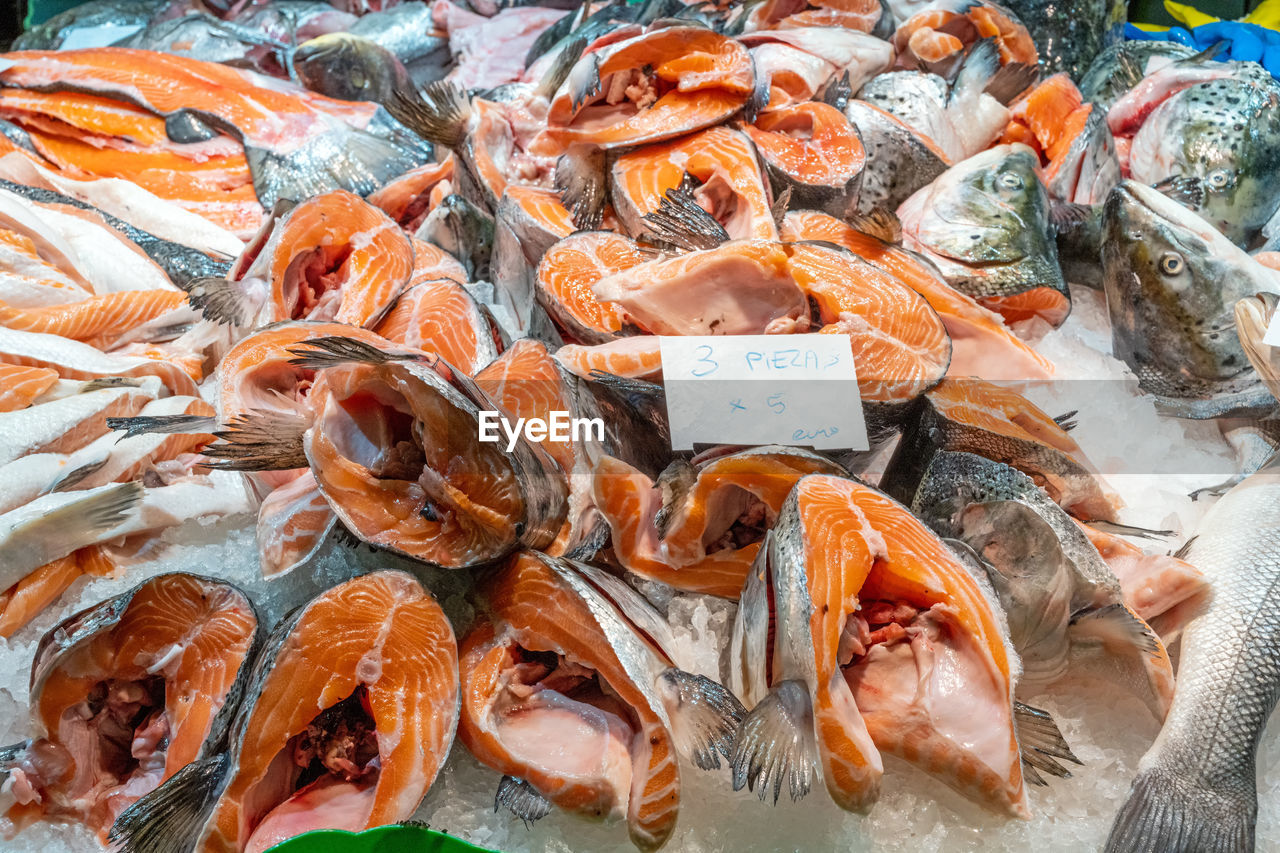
1207;169;1231;189
999;172;1023;190
1159;252;1185;275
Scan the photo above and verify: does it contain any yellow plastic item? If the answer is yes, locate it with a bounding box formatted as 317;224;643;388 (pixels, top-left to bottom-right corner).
1245;0;1280;29
1131;22;1172;31
1163;0;1221;28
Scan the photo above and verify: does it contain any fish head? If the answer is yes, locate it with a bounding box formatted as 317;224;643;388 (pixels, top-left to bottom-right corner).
1130;77;1280;246
293;33;409;105
1102;179;1280;408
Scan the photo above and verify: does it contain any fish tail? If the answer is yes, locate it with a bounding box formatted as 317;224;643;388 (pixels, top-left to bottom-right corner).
388;80;472;149
285;335;424;370
657;668;746;770
1012;701;1081;786
109;753;229;853
1105;763;1255;853
106;413;219;439
641;177;730;251
493;775;553;825
182;276;256;327
200;409;310;472
730;679;819;804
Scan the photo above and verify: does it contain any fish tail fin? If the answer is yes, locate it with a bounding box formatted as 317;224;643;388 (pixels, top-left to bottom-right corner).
285;335;426;369
49;457;109;493
109;753;229;852
387;80;472;149
730;679;819;804
182;277;257;327
494;775;553;826
554;143;606;231
657;668;746;770
982;59;1039;106
1012;701;1081;786
106;413;219;439
536;35;588;101
1105;762;1256;853
641;177;729;251
844;208;903;245
199;410;309;472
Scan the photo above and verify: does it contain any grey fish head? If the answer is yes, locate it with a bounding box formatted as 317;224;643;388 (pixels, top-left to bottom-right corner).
909;449;1037;536
293;33;410;105
1136;76;1280;246
1101;180;1280;409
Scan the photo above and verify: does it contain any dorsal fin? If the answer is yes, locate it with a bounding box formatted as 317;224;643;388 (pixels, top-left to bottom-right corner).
845;208;902;244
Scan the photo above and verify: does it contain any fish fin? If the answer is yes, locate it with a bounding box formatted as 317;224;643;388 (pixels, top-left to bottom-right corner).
982;61;1038;106
109;753;229;853
1049;201;1090;233
1113;50;1145;91
79;377;144;392
388;80;472;149
106;413;219;439
50;457;109;492
494;775;553;826
1172;535;1197;560
1189;474;1244;501
183;277;257;327
1013;701;1081;785
1105;763;1256;853
730;679;818;804
951;38;1000;103
1153;175;1204;210
81;482;143;531
1068;602;1175;721
1085;520;1173;541
200;410;309;472
0;740;30;768
820;70;852;112
285;336;424;369
657;668;746;770
568;51;601;113
555;144;607;231
1185;39;1229;65
642;179;729;251
653;459;697;539
844;208;902;245
769;186;792;231
1052;409;1079;432
537;35;588;101
742;54;770;123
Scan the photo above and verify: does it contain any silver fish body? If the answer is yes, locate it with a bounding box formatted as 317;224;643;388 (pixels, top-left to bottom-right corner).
1107;467;1280;852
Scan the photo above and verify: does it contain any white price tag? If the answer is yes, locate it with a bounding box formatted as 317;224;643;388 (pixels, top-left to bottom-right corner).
58;24;144;51
659;335;869;451
1264;306;1280;347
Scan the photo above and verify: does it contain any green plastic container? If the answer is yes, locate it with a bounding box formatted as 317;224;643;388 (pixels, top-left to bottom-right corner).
266;824;498;853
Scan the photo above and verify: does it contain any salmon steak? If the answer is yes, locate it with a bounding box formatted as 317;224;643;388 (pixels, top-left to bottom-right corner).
459;551;744;851
112;570;459;853
1;573;260;842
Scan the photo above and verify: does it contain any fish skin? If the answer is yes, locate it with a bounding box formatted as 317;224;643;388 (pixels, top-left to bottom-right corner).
898;143;1069;326
1078;39;1196;111
117;14;289;68
909;450;1175;719
1101;179;1280;418
1106;466;1280;853
1126;72;1280;248
998;0;1125;80
11;0;156;50
414;193;495;282
5;572;261;841
0;179;232;287
0;379;159;468
843;99;949;213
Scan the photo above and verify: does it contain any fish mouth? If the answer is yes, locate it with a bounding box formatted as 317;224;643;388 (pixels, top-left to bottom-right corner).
243;687;382;853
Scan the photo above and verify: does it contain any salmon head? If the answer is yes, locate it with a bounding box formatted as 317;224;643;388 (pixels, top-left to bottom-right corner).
458;551;745;851
293;33;411;106
898;142;1068;326
287;335;568;567
111;570;459;853
2;573;260;843
1101;179;1280;418
729;474;1061;818
910;450;1176;722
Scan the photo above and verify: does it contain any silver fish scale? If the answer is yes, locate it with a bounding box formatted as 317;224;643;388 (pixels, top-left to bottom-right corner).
1162;473;1280;789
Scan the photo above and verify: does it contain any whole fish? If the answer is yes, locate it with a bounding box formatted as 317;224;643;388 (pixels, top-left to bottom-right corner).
111;570;459;853
0;573;261;842
458;551;744;851
1100;179;1280;418
908;450;1175;720
898;143;1069;326
1106;464;1280;852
